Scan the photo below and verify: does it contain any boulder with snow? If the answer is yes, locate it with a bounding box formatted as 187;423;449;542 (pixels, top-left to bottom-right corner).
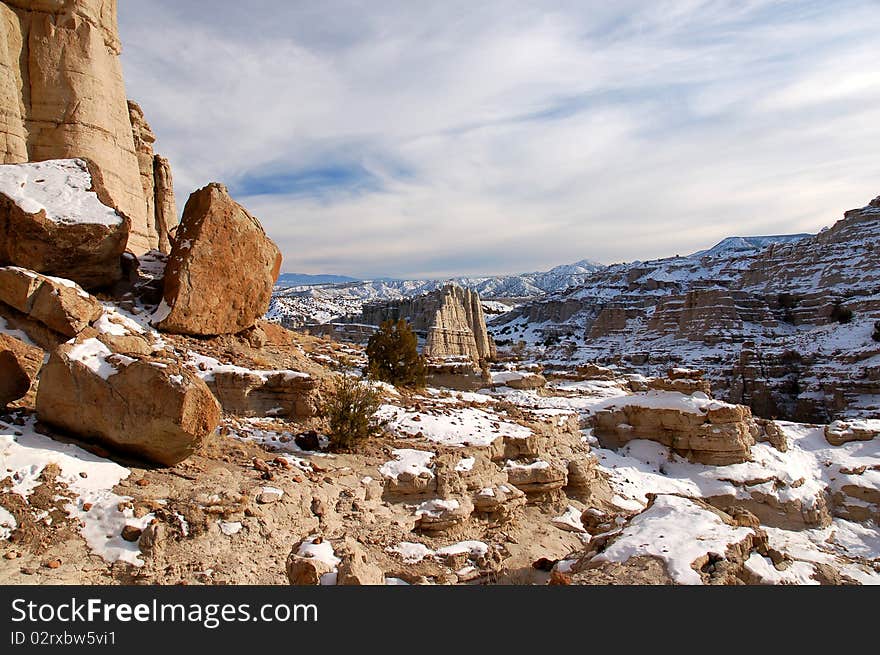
0;266;103;339
824;420;878;447
35;338;220;466
0;159;130;289
591;391;758;466
154;183;282;336
503;459;568;498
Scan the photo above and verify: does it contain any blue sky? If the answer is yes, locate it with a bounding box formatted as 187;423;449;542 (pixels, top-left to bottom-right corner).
118;1;880;278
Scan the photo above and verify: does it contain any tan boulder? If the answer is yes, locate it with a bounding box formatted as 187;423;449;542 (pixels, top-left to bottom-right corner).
285;556;335;586
0;160;130;288
0;332;42;406
155;183;281;336
414;496;474;534
36;338;220;466
0;266;103;337
336;539;385;586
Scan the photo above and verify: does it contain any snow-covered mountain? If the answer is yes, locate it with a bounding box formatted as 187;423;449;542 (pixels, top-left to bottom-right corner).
690;234;810;258
267;259;605;326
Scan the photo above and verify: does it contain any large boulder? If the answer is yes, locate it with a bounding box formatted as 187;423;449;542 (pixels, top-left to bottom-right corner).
154;183;282;336
36;338;221;466
0;266;103;338
0;332;42;406
0;159;130;288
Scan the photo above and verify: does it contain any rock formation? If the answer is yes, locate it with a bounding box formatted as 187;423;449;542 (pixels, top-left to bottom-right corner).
36;337;221;466
208;369;318;419
355;284;496;363
0;159;129;288
154;183;282;336
0;0;175;253
591;391;759;465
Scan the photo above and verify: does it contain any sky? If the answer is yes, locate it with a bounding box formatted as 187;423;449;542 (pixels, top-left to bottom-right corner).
118;0;880;279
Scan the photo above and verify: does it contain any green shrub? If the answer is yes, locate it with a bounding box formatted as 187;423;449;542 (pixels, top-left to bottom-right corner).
322;375;383;451
873;321;880;342
830;301;853;324
365;319;427;388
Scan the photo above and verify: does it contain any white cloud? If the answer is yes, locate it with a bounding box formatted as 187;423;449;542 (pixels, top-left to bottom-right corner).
119;1;880;278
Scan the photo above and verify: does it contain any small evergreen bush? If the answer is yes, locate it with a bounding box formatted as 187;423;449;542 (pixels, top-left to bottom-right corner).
365;319;427;388
322;375;383;451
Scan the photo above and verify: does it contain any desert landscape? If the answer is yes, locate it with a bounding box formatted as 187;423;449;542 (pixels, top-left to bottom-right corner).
0;0;878;588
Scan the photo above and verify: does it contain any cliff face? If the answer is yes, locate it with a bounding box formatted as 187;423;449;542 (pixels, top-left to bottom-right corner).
356;284;496;363
492;197;880;421
0;0;175;253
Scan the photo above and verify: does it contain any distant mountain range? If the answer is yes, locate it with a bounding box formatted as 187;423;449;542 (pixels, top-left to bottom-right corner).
268;234;814;327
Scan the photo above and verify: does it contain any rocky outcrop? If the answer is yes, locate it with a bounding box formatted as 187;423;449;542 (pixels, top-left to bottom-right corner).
207;369;318;419
592;392;758;465
0;159;129;288
355;284;496;364
0;1;174;254
155;183;282;336
128;101;177;254
36;337;221;466
0;332;41;406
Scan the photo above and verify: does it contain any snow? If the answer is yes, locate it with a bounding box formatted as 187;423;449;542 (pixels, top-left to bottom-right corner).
387;542;434;563
0;417;150;565
0;159;122;227
593;495;755;585
0;505;16;540
552;506;587;533
297;537;341;567
455;457;476;472
379;449;435;480
436;541;489;559
150;299;173;324
67;338;131;380
219;521;243;536
187;352;311;384
504;459;550;471
744;553;818;585
377;404;531;447
592;390;735;415
414;498;460;518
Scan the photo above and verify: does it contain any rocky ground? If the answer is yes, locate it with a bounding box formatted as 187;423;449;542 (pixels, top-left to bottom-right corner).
2;314;878;584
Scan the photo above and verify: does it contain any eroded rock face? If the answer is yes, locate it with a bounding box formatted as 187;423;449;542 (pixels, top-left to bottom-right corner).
825;420;878;447
208;369;318;419
592;392;758;466
36;338;220;466
128;101;177;254
0;160;129;288
0;0;168;253
155;183;282;336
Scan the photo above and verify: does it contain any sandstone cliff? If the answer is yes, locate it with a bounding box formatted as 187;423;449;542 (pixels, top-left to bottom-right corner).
0;0;175;253
355;284;496;363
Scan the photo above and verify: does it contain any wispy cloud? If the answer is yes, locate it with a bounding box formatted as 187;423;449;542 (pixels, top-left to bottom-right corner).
119;0;880;278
